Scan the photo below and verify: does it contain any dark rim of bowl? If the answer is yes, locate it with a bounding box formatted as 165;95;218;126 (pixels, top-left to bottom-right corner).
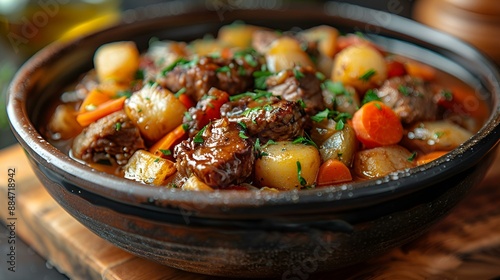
7;3;500;215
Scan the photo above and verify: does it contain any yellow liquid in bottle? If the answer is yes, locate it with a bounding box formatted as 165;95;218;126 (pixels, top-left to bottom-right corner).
0;0;121;58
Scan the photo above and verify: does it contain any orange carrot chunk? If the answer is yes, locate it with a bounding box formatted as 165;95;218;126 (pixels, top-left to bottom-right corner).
316;159;352;186
352;101;403;148
76;96;126;127
79;88;112;113
404;61;436;81
149;124;187;158
416;151;448;166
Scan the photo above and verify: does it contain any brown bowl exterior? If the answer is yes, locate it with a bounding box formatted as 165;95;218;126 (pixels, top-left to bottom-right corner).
7;3;500;278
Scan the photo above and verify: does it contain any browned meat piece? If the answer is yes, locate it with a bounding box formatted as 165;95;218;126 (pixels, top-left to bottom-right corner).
72;110;145;165
157;54;261;102
376;76;438;124
221;94;306;142
174;117;255;188
266;66;325;114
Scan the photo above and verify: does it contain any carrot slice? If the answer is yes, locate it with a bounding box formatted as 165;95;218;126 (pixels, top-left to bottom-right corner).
178;93;195;109
404;61;436;81
76;96;126;127
416;151;448;166
149;124;187;158
352;101;403;148
316;159;352;186
79;88;112;113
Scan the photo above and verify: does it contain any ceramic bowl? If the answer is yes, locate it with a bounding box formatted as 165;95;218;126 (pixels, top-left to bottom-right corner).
7;3;500;278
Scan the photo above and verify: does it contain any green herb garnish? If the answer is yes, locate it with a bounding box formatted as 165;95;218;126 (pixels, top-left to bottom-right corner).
361;89;381;105
359;69;376;82
193;125;207;144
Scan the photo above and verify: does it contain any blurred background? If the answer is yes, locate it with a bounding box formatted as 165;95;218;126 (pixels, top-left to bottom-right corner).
0;0;497;279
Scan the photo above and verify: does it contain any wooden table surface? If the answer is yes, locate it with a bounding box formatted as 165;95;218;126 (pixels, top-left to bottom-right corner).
1;144;500;280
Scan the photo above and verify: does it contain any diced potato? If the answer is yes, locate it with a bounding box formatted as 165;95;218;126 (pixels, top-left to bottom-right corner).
94;41;140;83
189;38;231;56
353;145;416;179
124;150;176;185
265;37;315;72
404;121;473;153
218;23;263;48
300;25;339;58
182;174;214;191
332;44;387;93
47;104;83;140
254;141;320;190
318;124;358;167
124;84;186;143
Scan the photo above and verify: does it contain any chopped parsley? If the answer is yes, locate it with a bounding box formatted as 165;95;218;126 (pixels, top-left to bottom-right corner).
373;102;382;110
216;65;231;73
296;161;308;187
322;80;349;96
253;67;273;90
254;139;276;158
293;68;305;79
174;87;187;97
434;131;444;138
116;90;132;99
292;134;318;149
161;57;190;75
193;125;207;144
407;152;417;162
310;109;352;130
359;69;376;82
183;111;193;121
335;119;345;130
315;71;326;81
239;131;249;139
230;90;273;101
440;89;453;101
361;89;381;105
238;121;247;130
160;149;172;156
135;69;145;80
114;122;122;131
398;85;410;96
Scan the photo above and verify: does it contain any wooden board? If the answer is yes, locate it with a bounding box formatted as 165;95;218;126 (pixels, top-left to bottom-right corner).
1;144;500;279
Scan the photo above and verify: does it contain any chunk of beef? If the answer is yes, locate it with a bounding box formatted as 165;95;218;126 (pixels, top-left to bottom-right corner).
72;110;145;165
174;118;255;188
376;76;438;124
221;94;306;142
157;54;261;102
266;66;325;114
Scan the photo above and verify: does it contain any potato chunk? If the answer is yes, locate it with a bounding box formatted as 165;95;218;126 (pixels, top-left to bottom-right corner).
218;23;263;49
332;44;387;92
124;84;186;143
254;141;320;190
265;37;315;72
404;121;473;153
353;145;416;179
124;150;176;185
94;41;140;83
